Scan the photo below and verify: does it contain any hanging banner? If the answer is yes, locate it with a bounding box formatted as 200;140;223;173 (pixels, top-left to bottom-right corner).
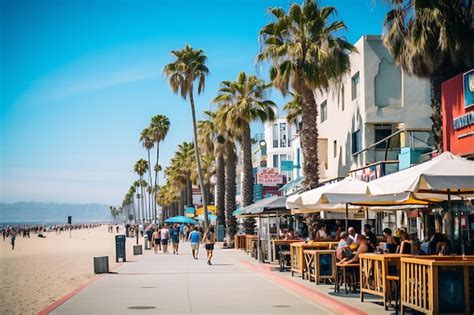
256;168;284;186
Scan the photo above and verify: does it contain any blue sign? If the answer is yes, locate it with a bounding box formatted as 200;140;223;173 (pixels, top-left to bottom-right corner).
281;160;294;171
464;69;474;108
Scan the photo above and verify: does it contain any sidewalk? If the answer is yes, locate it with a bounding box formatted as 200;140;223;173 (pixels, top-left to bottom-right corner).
46;242;385;314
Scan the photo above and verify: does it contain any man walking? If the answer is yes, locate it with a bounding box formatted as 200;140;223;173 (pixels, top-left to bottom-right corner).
187;226;201;259
161;225;170;253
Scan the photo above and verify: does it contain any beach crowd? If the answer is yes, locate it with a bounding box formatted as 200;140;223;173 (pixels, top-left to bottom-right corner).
1;224;102;250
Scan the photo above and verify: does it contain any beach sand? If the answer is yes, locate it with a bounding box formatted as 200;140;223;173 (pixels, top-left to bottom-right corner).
0;225;139;314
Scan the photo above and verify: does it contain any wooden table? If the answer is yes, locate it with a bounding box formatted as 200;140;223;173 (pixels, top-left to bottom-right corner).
400;256;474;315
303;249;336;284
359;253;411;310
290;241;339;277
245;235;257;255
271;239;301;263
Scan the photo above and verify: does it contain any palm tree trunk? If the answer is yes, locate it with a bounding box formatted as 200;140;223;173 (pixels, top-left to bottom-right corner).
189;89;209;229
186;178;193;207
299;84;320;190
241;122;254;207
225;141;237;245
216;153;225;226
147;149;153;222
179;188;185;216
154;143;160;224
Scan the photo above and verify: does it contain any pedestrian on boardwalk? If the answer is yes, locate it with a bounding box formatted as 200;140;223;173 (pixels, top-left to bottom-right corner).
187;226;201;259
170;224;180;254
160;225;170;253
183;225;190;242
152;227;161;253
203;226;216;265
179;224;184;241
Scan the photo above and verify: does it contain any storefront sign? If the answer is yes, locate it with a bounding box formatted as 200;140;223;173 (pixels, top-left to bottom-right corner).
281;160;294;171
464;69;474;108
256;168;284;186
442;69;474;156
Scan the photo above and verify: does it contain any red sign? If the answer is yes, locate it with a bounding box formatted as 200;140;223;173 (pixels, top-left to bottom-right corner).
442;69;474;156
256;168;284;186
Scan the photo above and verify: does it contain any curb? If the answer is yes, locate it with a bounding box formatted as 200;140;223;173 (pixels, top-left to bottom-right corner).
37;261;124;315
240;259;367;315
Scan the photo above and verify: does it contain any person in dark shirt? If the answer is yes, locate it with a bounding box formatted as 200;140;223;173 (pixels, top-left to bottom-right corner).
363;224;377;253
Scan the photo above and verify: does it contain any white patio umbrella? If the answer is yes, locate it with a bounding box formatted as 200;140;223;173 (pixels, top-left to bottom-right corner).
367;152;474;199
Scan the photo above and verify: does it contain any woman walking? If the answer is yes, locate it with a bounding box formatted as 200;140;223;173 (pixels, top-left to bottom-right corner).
170;224;180;255
203;226;216;265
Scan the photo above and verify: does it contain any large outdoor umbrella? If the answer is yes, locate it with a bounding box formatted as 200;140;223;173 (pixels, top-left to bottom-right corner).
366;152;474;200
164;216;196;224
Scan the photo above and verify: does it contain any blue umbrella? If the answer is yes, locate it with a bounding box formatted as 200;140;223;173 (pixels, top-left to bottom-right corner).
164;216;196;224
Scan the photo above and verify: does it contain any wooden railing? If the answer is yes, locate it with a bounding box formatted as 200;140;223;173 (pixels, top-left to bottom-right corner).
400;256;474;315
234;235;246;250
290;241;339;277
359;254;407;310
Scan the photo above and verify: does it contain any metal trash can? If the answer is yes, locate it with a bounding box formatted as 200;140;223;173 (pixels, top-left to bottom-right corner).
133;244;143;255
115;235;126;262
144;237;150;250
94;256;109;274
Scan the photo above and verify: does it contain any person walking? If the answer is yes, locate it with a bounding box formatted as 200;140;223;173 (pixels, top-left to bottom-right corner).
10;228;17;250
161;225;170;253
203;226;216;265
152;227;161;254
187;226;201;259
170;224;180;254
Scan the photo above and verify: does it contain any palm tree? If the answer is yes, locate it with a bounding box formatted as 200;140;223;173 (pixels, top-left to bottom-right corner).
163;44;210;228
283;92;302;129
139;128;154;221
383;0;474;148
258;0;356;189
198;111;227;226
149;114;170;222
213;72;276;207
134;159;149;223
214;104;238;243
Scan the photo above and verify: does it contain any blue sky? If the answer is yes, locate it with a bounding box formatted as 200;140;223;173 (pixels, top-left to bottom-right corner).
1;0;390;205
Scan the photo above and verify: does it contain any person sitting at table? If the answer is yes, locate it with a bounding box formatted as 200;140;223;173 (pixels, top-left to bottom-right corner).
398;231;412;254
285;227;296;240
336;232;353;261
315;224;328;240
347;227;359;250
363;224;377;252
383;228;398;253
333;225;343;240
340;235;369;264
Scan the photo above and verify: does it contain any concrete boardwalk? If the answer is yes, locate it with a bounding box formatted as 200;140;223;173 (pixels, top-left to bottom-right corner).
49;242;374;315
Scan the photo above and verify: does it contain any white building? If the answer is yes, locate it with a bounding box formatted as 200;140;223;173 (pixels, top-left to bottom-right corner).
288;35;433;185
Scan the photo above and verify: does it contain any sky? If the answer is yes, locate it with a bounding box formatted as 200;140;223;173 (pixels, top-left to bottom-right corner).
0;0;390;205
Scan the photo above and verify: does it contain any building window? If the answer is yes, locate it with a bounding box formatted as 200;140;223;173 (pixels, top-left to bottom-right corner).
272;154;279;169
374;124;393;149
333;140;337;158
320;100;327;123
352;129;361;154
279;123;287;147
287;125;292;147
351;72;360;100
341;85;345;111
272;124;278;148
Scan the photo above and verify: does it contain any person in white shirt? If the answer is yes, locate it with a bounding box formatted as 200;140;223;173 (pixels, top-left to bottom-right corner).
348;227;359;246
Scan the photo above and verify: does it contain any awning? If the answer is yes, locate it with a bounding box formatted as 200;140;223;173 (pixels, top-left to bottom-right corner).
279;177;304;192
240;196;289;217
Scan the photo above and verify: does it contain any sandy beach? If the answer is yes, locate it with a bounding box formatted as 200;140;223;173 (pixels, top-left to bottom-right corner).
0;225;137;314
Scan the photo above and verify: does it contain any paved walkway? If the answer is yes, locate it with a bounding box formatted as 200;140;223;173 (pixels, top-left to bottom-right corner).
48;242;385;315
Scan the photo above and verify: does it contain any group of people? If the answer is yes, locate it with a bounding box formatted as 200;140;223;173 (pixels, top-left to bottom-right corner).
144;224;217;265
1;223;102;250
